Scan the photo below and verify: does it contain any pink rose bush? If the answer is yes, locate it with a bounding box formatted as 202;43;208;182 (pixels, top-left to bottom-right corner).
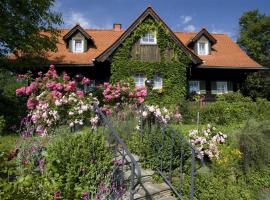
99;81;147;115
188;124;227;160
16;65;98;135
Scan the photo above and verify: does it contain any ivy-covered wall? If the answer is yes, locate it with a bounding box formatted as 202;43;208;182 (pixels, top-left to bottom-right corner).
110;17;192;105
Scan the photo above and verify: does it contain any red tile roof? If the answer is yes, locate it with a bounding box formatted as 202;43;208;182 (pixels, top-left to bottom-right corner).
46;28;262;68
46;29;125;65
175;32;262;68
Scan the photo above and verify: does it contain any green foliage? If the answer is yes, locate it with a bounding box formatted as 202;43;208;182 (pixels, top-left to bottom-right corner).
0;70;27;132
236;120;270;171
0;116;5;134
180;97;270;125
237;10;270;67
0;130;113;199
216;91;252;103
0;0;62;63
0;135;19;199
111;18;191;105
43;130;113;199
242;71;270;100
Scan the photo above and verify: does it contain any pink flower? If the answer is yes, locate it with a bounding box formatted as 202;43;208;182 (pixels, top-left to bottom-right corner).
63;72;70;81
53;83;63;91
27;98;37;109
64;81;76;92
16;86;27;95
104;82;110;87
138;97;145;104
81;77;90;85
38;71;42;76
50;91;62;99
46;81;56;90
76;90;84;97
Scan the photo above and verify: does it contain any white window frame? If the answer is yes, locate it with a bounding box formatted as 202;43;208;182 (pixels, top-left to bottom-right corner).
72;39;84;53
216;81;228;94
189;80;200;94
197;36;209;55
140;32;157;45
134;73;145;87
153;75;163;89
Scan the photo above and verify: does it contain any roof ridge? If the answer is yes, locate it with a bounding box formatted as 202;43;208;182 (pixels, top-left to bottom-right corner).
59;28;125;31
174;31;227;35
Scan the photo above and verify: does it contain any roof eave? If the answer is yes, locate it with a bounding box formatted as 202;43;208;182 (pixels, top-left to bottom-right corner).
196;65;268;70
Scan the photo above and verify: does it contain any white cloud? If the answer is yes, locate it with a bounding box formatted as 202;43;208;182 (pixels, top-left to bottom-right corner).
183;25;196;32
180;15;192;24
66;11;91;28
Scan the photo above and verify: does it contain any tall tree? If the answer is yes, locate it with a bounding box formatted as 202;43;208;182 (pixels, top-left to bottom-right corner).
237;10;270;67
0;0;62;60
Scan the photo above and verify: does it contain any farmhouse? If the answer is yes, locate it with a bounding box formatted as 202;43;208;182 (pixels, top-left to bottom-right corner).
42;6;265;102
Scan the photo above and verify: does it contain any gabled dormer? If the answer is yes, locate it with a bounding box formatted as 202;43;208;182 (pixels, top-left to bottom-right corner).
63;24;94;53
187;28;217;56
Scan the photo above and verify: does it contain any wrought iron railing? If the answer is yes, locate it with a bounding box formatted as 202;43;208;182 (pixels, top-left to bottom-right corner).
139;105;204;200
93;103;141;200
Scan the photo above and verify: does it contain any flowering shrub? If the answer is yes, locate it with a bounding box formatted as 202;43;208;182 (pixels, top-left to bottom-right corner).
188;124;227;160
99;81;147;115
16;65;98;135
137;105;182;130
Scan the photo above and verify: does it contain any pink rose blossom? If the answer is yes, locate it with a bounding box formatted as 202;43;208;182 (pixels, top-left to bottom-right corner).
63;72;70;81
81;77;90;85
76;90;84;97
16;87;27;95
50;91;62;99
27;98;37;109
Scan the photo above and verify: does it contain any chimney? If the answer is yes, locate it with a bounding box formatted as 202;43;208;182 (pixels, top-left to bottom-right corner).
113;23;122;31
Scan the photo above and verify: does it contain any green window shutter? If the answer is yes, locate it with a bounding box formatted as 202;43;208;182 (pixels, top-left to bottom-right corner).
227;81;233;92
83;38;87;52
211;81;217;94
200;80;206;94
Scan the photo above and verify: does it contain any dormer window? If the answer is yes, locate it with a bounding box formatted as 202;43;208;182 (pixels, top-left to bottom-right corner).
198;42;208;55
140;32;157;45
73;39;84;53
197;36;209;55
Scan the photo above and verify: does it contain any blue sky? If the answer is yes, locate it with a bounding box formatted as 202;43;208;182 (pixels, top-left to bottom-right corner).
53;0;270;40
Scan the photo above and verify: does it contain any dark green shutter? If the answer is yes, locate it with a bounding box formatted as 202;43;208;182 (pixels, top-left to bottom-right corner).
83;38;87;52
211;81;217;94
227;81;233;92
200;80;206;94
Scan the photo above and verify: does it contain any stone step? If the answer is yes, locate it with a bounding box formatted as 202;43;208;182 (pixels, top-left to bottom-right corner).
133;182;175;200
124;168;155;183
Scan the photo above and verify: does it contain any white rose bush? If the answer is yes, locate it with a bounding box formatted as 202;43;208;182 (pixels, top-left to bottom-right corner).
188;124;227;160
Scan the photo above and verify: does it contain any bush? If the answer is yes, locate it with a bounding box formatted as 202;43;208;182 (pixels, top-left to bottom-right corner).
236;120;270;171
180;97;270;125
43;130;113;199
216;91;252;103
0;69;27;132
1;129;113;199
0;116;5;134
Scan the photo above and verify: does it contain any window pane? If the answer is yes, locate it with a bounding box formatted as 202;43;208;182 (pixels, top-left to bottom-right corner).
75;40;82;52
134;74;145;87
189;81;200;93
198;42;206;55
140;32;156;44
216;81;228;94
153;75;162;89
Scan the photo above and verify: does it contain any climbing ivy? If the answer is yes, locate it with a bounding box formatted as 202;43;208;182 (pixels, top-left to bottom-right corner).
111;17;192;105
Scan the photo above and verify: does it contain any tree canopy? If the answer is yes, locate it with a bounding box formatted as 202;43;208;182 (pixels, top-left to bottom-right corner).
237;10;270;67
0;0;62;61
